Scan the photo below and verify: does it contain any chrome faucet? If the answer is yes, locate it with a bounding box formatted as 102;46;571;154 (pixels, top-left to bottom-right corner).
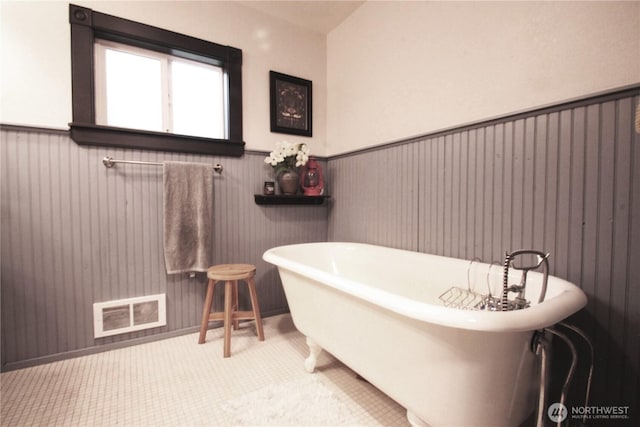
499;250;550;311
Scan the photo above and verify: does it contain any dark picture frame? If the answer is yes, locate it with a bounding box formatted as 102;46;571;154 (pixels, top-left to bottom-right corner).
270;71;312;137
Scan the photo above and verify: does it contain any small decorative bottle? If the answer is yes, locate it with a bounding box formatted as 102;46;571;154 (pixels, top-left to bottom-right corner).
263;181;275;195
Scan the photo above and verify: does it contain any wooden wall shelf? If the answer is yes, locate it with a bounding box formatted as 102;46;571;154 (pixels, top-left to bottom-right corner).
254;195;329;205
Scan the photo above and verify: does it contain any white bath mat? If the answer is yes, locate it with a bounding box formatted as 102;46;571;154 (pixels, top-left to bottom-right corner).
222;376;361;426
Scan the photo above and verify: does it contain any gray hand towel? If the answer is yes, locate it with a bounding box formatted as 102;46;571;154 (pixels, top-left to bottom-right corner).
163;161;213;274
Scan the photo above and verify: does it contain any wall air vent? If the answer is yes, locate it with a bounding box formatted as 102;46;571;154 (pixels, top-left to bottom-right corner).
93;294;166;338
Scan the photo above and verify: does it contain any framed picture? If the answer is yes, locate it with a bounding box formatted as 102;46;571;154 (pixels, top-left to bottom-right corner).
270;71;312;137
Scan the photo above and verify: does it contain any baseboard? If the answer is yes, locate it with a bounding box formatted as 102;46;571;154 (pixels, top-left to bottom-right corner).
1;309;290;372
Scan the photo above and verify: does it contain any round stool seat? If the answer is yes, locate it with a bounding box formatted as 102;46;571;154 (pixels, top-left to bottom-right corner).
207;264;256;281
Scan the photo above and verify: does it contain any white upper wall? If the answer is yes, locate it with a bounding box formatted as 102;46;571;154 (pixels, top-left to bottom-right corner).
327;1;640;156
3;1;639;158
0;0;327;155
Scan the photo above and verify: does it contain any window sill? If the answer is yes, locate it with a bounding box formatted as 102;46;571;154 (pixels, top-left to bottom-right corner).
69;122;245;156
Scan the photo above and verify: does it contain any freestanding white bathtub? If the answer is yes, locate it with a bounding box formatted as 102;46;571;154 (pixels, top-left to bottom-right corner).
263;242;587;427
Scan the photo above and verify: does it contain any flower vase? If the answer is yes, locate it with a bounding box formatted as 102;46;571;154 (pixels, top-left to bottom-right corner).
277;170;299;195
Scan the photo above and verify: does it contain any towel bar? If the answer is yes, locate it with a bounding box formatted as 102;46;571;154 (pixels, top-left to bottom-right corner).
102;156;223;174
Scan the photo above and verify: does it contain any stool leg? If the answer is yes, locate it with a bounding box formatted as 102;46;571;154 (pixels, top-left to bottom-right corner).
232;280;239;330
247;277;265;341
223;281;233;357
198;279;215;344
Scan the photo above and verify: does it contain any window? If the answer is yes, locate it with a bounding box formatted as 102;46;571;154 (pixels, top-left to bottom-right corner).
69;4;244;156
94;40;226;138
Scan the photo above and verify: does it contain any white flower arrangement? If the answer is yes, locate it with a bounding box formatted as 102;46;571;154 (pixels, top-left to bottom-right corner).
264;141;310;175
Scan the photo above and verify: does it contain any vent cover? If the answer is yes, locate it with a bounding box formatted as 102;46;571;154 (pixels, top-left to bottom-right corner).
93;294;166;338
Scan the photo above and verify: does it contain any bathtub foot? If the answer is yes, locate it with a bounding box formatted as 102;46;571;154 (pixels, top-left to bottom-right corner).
406;410;430;427
304;337;322;373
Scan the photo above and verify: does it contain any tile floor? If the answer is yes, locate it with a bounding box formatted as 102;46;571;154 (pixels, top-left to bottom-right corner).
1;314;408;426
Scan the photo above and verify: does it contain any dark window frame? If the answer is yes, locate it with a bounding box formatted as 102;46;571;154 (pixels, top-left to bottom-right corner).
69;4;244;156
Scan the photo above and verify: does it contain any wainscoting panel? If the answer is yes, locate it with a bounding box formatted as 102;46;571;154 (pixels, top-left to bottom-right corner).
328;142;420;250
3;86;638;415
328;88;639;411
0;129;327;369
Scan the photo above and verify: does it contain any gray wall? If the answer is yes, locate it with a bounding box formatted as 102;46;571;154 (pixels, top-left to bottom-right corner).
329;87;640;412
2;86;639;415
0;130;327;369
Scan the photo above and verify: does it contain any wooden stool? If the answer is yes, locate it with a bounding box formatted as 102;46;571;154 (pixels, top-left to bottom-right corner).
198;264;265;357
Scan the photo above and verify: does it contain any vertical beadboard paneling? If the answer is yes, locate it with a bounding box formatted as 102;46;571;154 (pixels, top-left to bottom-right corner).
2;89;638;412
544;113;560;260
567;107;586;289
613;97;634;398
329;90;640;411
532;114;547;252
1;130;327;368
626;95;640;403
490;124;504;262
610;97;633;401
466;129;479;257
327;145;418;251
